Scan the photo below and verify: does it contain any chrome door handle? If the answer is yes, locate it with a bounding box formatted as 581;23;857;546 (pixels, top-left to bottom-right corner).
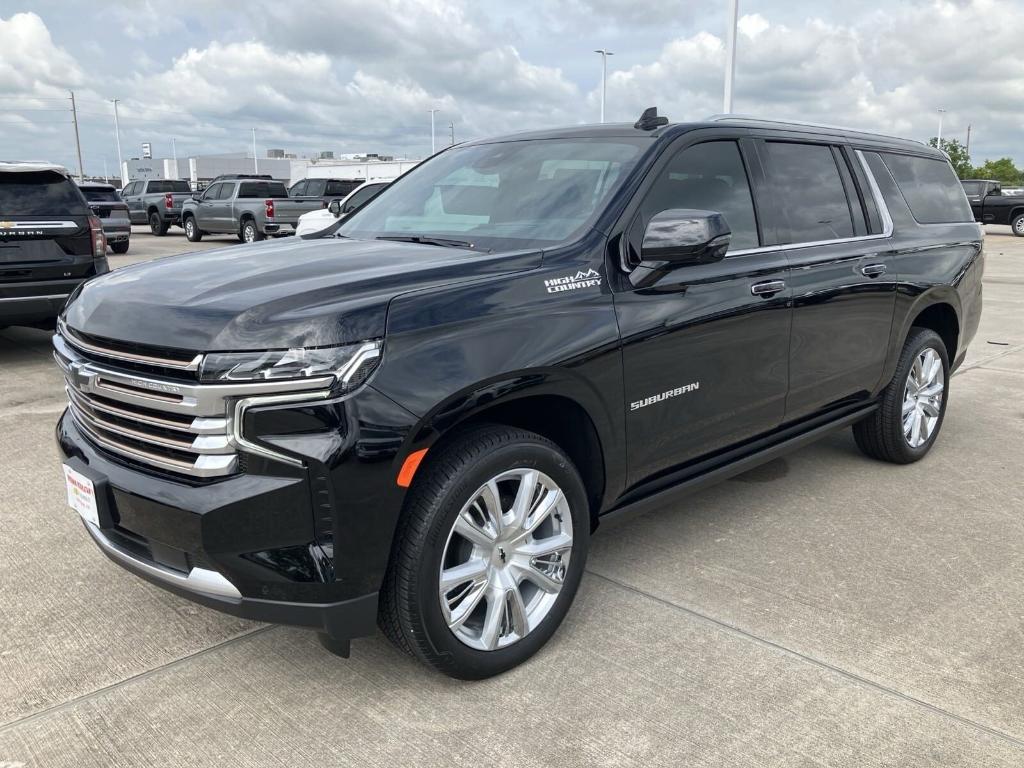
861;263;887;277
751;280;785;297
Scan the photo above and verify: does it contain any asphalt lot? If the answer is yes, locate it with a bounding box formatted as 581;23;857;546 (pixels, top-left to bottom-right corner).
1;225;1022;766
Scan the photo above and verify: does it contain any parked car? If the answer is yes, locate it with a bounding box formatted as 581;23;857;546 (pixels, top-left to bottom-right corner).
289;177;365;206
180;177;323;243
295;181;390;237
960;179;1024;234
120;178;192;235
77;181;131;254
54;110;983;679
0;161;107;329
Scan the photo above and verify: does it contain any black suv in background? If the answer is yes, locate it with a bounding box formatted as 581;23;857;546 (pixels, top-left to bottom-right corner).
54;113;983;678
1;162;107;329
77;181;131;254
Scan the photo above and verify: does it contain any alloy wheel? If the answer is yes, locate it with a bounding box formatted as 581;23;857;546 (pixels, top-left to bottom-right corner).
902;347;944;448
438;468;573;651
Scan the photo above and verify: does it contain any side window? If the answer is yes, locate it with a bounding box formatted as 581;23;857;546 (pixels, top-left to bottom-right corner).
763;141;855;243
216;183;235;200
289;181;307;197
343;184;385;213
879;153;973;224
306;180;326;197
203;183;224;200
122;182;135;196
628;140;759;265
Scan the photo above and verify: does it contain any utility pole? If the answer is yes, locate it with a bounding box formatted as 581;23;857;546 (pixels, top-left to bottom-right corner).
171;137;178;178
251;128;258;173
594;49;614;123
723;0;739;113
965;124;972;157
936;108;946;146
69;90;84;180
110;99;124;184
429;109;439;154
449;122;455;146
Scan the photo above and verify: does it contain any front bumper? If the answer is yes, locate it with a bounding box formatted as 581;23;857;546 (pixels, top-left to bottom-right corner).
55;382;417;645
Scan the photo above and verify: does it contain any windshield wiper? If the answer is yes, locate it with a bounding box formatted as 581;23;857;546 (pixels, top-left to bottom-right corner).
376;235;478;250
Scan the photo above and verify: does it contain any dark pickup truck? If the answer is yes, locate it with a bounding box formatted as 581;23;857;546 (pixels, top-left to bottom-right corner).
54;111;983;679
961;179;1024;235
120;179;193;236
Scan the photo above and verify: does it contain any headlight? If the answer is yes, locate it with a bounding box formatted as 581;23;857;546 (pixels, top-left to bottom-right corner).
199;340;381;386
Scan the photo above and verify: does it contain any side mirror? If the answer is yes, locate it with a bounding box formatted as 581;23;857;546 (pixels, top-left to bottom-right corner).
640;209;731;266
327;199;342;216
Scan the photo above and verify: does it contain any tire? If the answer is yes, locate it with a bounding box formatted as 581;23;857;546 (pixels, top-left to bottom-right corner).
240;219;263;243
379;425;590;679
110;240;130;254
148;211;169;236
183;216;203;242
853;327;949;464
1011;213;1024;237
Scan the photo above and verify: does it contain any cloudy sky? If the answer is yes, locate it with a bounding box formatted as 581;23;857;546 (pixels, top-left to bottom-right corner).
1;0;1021;176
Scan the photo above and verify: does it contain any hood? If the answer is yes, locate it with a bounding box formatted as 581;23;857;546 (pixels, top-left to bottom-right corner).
64;236;541;351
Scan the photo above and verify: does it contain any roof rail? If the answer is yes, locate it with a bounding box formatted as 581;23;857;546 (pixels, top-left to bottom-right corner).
704;114;928;147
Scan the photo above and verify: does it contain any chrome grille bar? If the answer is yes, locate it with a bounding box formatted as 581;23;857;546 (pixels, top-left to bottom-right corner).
58;318;202;371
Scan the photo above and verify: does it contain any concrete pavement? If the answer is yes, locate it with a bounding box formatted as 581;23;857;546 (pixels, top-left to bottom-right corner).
1;226;1022;766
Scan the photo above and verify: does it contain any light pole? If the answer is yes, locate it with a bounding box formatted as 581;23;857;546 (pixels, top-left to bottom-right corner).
171;137;178;178
429;109;439;154
110;99;124;184
594;49;614;123
723;0;739;113
936;108;947;147
251;128;258;173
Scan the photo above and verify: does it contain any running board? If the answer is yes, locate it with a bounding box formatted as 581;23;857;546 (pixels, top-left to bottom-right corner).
600;403;878;527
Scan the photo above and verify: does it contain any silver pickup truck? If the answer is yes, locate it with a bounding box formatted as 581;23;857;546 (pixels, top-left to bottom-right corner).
180;177;324;243
120;178;193;235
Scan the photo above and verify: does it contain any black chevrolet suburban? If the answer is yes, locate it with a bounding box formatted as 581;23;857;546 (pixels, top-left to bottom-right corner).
54;112;984;679
1;162;108;329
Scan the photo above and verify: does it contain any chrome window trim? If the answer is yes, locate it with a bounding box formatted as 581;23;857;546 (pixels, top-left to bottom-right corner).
83;520;242;600
0;220;80;229
0;293;69;303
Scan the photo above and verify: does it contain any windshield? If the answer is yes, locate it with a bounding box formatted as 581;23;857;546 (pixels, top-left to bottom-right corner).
337;138;648;251
0;171;89;215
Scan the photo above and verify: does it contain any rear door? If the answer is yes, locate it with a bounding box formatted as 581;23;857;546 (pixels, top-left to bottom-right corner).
0;170;94;282
613;135;792;485
758;139;897;421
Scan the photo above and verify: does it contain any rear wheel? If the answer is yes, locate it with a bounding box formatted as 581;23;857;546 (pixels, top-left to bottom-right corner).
148;212;169;236
1011;213;1024;237
379;425;589;679
183;216;203;242
110;240;129;254
853;327;949;463
240;219;263;243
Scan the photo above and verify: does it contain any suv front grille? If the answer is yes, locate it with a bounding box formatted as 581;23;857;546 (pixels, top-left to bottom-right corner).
54;325;334;480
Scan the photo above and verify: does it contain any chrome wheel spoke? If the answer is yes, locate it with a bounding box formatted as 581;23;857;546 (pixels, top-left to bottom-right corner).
920;398;941;418
439;467;574;651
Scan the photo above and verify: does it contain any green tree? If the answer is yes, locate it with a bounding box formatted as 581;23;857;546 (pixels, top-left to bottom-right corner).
927;137;973;178
970;157;1024;186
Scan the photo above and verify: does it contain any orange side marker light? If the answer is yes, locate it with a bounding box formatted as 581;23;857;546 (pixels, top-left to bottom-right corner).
397;448;428;488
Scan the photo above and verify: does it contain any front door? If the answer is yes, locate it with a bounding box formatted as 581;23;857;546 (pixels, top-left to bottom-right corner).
613;138;792;487
757;140;896;421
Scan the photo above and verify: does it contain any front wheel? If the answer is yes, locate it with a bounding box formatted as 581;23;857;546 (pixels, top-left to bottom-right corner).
183;216;203;242
379;425;589;679
1011;213;1024;237
148;212;169;236
853;327;949;463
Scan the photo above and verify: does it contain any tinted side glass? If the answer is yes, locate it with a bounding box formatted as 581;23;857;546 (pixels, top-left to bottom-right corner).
204;183;224;200
344;184;386;212
305;180;326;197
763;141;854;243
635;140;759;254
217;183;236;200
326;180;361;197
881;153;974;224
289;181;307;196
0;171;90;216
960;181;983;196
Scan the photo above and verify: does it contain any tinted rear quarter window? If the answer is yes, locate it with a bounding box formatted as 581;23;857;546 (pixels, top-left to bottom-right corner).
763;141;855;243
880;153;973;224
325;180;361;197
0;171;89;216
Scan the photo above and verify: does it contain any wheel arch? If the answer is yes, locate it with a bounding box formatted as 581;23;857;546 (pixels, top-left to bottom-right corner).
910;301;959;364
